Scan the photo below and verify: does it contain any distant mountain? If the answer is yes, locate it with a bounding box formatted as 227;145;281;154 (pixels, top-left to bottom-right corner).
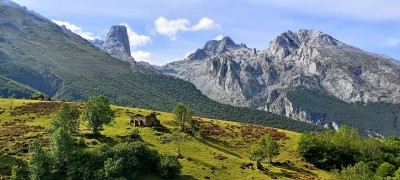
154;30;400;136
0;0;321;133
90;25;135;63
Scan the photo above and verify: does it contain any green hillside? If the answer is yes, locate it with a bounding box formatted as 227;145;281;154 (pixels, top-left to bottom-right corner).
287;89;400;136
0;3;321;133
0;75;38;98
0;98;333;179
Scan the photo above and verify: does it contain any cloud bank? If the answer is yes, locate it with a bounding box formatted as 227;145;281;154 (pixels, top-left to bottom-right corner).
120;23;151;48
154;17;220;40
52;20;100;40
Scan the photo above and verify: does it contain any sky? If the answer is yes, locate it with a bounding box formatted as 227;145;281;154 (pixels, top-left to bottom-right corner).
11;0;400;65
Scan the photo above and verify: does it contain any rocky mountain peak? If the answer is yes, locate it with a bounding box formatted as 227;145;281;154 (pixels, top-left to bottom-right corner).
101;25;135;63
203;36;240;54
103;25;131;55
267;29;341;59
0;0;22;8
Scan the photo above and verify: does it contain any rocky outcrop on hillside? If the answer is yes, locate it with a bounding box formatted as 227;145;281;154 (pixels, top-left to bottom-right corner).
155;30;400;132
90;25;135;63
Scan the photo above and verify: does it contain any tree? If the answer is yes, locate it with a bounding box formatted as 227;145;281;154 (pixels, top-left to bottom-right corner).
50;128;75;173
249;135;280;168
50;103;80;134
28;139;49;180
173;103;193;131
375;162;396;178
30;92;45;100
334;161;374;180
104;158;124;178
172;130;184;158
82;95;115;135
10;165;22;180
158;155;182;178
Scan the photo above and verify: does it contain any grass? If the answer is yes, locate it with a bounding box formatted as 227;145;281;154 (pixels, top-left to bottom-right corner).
0;98;333;179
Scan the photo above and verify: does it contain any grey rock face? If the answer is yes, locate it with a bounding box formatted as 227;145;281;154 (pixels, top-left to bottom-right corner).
155;30;400;131
100;25;135;63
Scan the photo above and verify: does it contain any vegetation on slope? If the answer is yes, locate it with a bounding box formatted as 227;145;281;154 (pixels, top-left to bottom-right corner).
287;88;400;136
298;126;400;179
0;98;332;179
0;75;37;99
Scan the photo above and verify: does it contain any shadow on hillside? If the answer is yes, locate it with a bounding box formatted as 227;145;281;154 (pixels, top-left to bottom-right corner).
140;174;196;180
189;157;216;169
270;161;317;177
195;136;242;158
82;133;118;145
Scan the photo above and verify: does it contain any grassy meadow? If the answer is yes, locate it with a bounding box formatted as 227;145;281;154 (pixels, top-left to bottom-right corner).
0;98;332;179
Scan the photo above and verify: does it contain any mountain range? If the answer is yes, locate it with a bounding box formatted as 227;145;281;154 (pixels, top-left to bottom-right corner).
0;0;321;133
146;30;400;136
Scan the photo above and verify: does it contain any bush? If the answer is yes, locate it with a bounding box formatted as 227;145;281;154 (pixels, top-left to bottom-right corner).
28;140;50;180
158;155;182;178
334;161;374;180
395;167;400;178
10;165;22;180
375;162;395;178
104;158;124;178
30;92;45;100
129;128;142;141
298;126;381;170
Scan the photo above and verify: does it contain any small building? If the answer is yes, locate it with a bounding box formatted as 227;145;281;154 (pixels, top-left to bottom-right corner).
130;113;160;127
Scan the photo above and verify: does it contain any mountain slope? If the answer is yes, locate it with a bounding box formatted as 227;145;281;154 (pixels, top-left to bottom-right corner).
0;0;321;132
0;98;333;179
155;30;400;136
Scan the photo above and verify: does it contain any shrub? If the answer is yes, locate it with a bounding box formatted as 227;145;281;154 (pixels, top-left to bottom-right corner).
30;92;44;100
334;161;374;180
158;155;182;178
10;165;22;180
375;162;395;178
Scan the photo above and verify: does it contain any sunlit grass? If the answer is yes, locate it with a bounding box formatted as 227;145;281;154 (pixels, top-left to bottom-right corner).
0;98;333;179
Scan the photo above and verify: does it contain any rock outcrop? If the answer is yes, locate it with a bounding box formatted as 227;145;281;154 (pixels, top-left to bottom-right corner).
91;25;135;63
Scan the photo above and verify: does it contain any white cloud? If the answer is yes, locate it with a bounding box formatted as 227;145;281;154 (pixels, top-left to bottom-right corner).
386;38;400;47
120;23;151;48
214;35;224;40
52;20;100;40
192;17;220;31
154;16;220;40
131;50;152;62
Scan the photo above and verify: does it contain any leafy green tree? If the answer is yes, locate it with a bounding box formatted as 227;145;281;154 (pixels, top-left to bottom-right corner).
82;95;115;135
10;165;22;180
375;162;395;178
28;139;49;180
173;103;193;131
334;161;374;180
158;155;182;178
249;135;280;168
30;92;44;100
104;158;124;178
50;103;80;133
50;128;75;173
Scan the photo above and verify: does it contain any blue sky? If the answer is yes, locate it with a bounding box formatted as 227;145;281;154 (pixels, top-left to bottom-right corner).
12;0;400;65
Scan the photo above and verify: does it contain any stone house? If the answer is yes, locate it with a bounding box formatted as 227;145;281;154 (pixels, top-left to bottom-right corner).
130;113;160;127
